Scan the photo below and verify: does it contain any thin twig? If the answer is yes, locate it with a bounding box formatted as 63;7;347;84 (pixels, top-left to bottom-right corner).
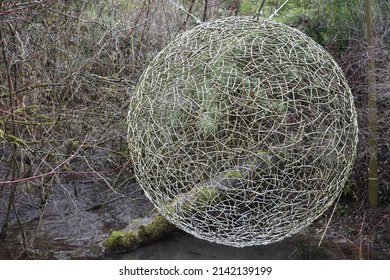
358;211;366;259
0;136;88;185
0;0;50;16
85;196;123;211
318;192;342;247
0;163;129;185
83;155;122;195
167;0;201;24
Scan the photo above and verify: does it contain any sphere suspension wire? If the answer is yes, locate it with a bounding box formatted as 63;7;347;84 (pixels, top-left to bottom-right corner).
269;0;290;20
253;0;267;21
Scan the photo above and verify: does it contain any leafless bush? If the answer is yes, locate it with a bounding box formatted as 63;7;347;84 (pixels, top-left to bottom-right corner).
0;0;189;249
335;0;390;202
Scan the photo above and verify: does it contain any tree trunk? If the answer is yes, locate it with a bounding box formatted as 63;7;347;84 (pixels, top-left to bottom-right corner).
364;0;378;209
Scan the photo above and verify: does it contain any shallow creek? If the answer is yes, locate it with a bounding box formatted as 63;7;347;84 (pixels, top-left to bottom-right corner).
0;180;388;260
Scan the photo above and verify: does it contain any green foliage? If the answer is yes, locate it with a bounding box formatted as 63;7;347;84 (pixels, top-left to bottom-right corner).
276;0;363;50
239;0;261;16
234;0;366;51
342;182;357;199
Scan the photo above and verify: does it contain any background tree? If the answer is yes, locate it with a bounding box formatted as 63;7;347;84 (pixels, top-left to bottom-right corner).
364;0;378;209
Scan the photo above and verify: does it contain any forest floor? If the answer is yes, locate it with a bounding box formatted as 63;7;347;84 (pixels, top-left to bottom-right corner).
310;136;390;260
307;199;390;260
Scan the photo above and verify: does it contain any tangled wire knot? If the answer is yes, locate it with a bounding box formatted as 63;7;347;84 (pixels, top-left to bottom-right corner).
128;17;358;247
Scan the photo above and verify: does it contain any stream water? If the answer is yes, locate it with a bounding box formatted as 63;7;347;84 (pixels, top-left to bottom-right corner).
0;179;151;259
0;180;389;260
112;231;340;260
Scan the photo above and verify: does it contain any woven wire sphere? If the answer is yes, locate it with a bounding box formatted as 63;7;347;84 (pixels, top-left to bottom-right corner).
128;17;358;247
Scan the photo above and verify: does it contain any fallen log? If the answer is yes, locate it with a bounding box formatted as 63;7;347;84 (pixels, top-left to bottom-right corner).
102;211;176;253
165;151;272;214
102;151;272;253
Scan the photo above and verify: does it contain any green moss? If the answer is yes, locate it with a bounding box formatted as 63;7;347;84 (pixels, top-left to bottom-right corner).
197;185;221;202
184;185;223;213
138;214;176;244
257;150;268;156
163;203;176;216
103;230;139;251
224;170;242;179
0;130;27;146
167;185;223;214
103;214;175;252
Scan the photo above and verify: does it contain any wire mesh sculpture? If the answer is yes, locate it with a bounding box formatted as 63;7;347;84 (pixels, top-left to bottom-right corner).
127;17;358;247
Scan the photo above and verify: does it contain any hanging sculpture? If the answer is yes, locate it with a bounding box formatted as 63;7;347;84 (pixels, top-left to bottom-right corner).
127;17;358;247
